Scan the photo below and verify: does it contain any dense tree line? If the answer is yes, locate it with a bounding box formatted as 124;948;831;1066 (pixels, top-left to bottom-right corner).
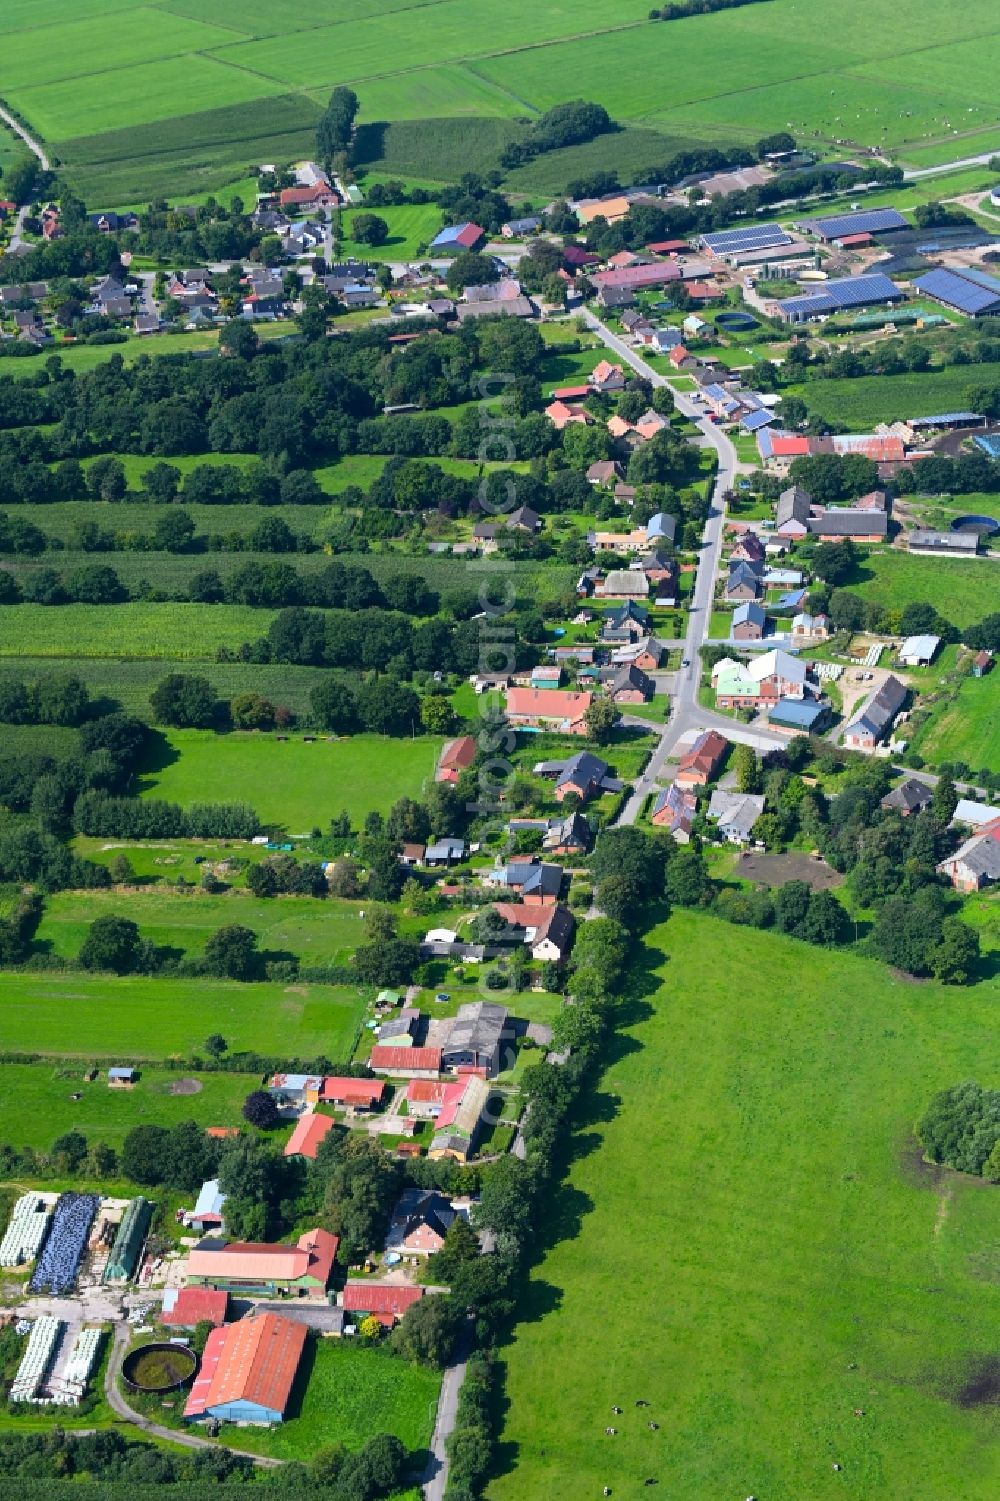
918;1081;1000;1179
499;101;613;170
0;673;90;725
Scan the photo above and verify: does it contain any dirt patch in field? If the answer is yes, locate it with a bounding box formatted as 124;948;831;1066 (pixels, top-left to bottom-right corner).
736;851;842;890
168;1077;202;1096
941;1354;1000;1409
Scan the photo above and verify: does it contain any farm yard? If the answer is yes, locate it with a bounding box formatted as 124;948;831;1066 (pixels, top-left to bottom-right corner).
4;0;1000;202
0;971;365;1060
491;909;1000;1501
137;729;442;830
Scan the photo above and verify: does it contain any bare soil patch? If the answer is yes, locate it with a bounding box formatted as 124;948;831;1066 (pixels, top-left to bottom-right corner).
168;1077;202;1096
736;851;842;890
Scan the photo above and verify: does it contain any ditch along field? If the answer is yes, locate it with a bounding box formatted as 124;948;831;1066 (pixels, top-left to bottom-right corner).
6;0;1000;204
491;908;1000;1501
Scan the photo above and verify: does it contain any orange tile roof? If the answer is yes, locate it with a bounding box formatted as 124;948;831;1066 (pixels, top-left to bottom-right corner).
320;1077;386;1107
506;687;592;723
370;1045;442;1072
283;1111;336;1159
342;1282;424;1317
184;1313;306;1418
205;1127;239;1139
187;1227;337;1285
407;1079;450;1105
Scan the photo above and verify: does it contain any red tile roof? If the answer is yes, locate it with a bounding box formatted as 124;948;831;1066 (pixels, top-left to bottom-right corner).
370;1045;442;1073
187;1228;337;1285
437;736;476;780
205;1127;239;1139
646;239;689;253
678;729;728;777
342;1282;424;1317
162;1287;228;1327
283;1111;336;1159
407;1079;450;1105
550;384;591;399
320;1077;386;1107
592;263;680;290
184;1312;307;1418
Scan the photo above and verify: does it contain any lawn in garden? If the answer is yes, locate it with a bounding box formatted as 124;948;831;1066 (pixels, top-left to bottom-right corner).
34;889;366;969
137;729;442;830
0;1063;259;1150
0;972;365;1060
338;202;443;262
490;907;1000;1501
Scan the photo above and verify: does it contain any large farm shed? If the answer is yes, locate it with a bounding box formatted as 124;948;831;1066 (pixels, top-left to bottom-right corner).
776;273;904;323
912;267;1000;317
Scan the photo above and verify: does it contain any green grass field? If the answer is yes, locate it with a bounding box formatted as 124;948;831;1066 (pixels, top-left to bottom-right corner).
914;668;1000;771
4;0;1000;203
491;908;1000;1501
138;728;441;830
223;1339;439;1459
846;550;1000;628
0;970;364;1060
338;202;443;262
35;889;366;967
0;1063;259;1150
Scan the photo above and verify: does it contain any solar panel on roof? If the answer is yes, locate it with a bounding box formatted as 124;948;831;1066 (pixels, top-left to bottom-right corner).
913;268;1000;316
701;223;792;255
741;409;775;432
807;208;908;238
951;265;1000;294
780;273;901;317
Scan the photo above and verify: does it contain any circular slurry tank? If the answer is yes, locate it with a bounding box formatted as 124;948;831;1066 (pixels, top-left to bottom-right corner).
716;310;758;331
122;1341;197;1393
951;514;1000;537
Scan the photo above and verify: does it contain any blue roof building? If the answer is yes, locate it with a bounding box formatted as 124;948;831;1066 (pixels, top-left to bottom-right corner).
767;697;830;732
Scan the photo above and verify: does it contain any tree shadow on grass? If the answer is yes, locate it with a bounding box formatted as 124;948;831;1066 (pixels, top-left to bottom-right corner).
132;727;181;791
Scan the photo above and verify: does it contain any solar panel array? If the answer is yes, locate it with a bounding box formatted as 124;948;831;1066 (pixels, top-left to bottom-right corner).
913;268;1000;316
780;273;903;318
29;1194;99;1295
741;408;776;432
807;208;908;238
701;223;792;255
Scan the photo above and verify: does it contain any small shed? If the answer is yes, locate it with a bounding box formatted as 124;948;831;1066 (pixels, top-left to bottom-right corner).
108;1067;137;1088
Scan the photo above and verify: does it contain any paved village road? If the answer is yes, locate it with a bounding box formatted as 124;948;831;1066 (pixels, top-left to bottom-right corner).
580;312;785;819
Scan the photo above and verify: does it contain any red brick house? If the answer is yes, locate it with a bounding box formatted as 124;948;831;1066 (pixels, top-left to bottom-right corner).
675;729;728;788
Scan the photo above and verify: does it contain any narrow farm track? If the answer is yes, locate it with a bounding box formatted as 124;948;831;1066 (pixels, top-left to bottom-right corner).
0;100;49;170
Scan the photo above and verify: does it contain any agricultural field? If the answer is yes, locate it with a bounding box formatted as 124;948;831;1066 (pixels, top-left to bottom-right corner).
137;729;442;830
491;908;1000;1501
845;550;1000;629
34;889;367;968
0;970;365;1060
2;0;999;204
0;604;275;659
0;1063;260;1151
0;657;337;718
791;366;989;429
